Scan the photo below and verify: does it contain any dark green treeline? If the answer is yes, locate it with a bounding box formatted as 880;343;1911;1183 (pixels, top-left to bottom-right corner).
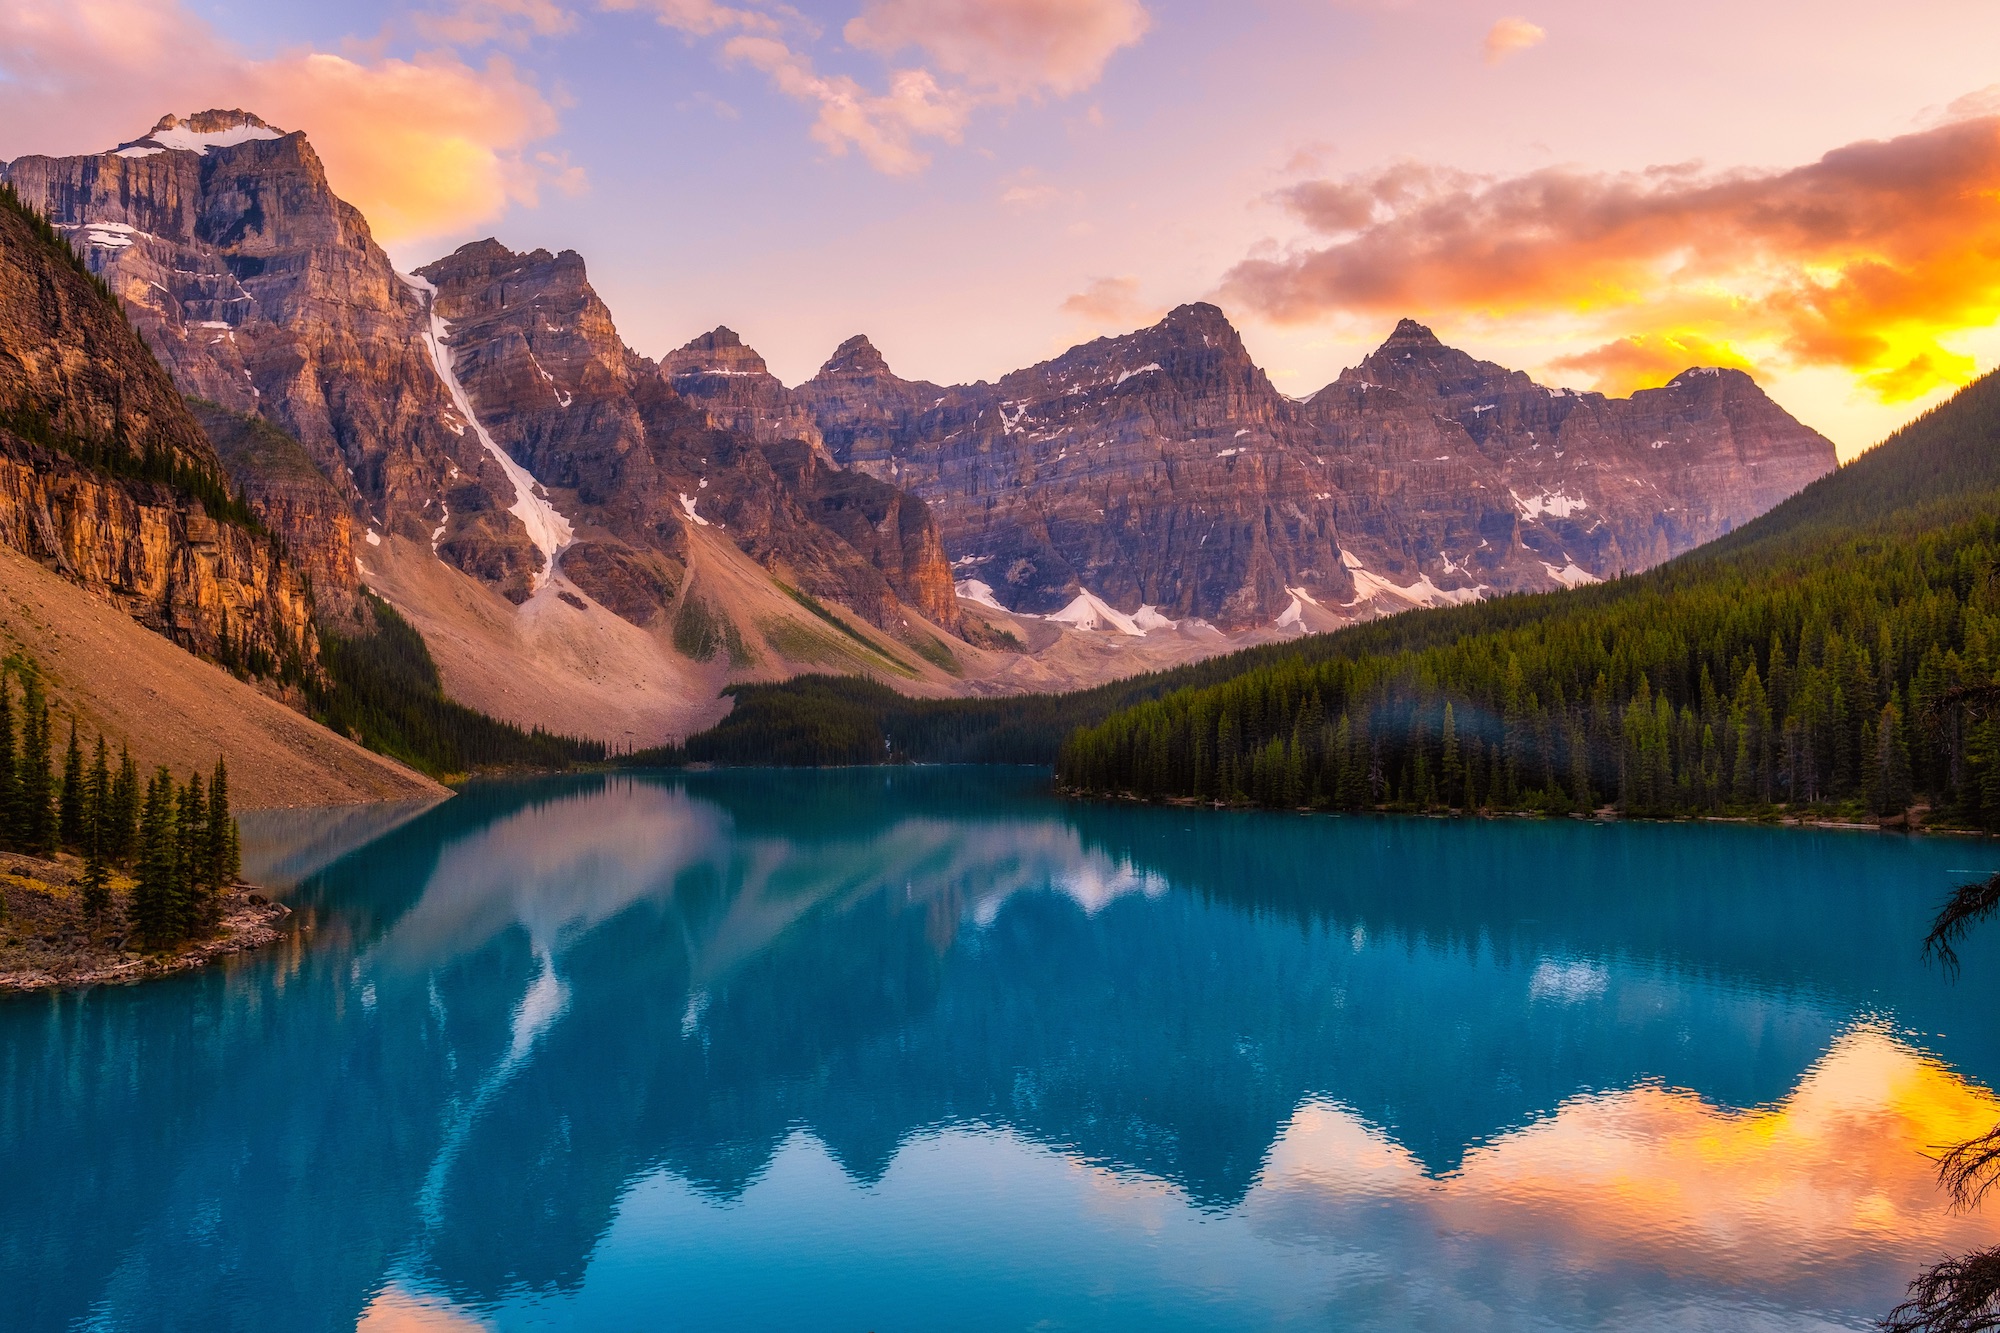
0;661;241;947
1059;370;2000;824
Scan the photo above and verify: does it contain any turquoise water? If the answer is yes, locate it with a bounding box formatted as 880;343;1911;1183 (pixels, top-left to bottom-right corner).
7;768;2000;1332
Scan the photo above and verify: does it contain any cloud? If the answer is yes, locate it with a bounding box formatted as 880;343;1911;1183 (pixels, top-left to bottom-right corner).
412;0;578;47
1060;275;1159;327
598;0;780;37
0;0;573;248
1547;333;1756;396
615;0;1146;174
723;35;971;174
844;0;1149;99
1482;16;1544;65
1221;115;2000;402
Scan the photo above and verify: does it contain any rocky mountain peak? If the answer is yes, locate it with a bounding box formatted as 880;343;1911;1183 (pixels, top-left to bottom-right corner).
819;335;893;380
1341;317;1519;401
119;110;288;156
664;327;772;380
1159;302;1238;338
155;110;276;134
1385;317;1442;347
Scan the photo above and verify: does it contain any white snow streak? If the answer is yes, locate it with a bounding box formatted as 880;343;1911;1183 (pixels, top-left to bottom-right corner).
955;579;1006;611
1542;561;1601;589
401;272;572;586
1046;589;1175;636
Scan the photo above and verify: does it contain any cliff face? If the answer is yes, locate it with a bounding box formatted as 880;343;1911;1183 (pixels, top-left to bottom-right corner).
1;111;534;605
775;309;1838;630
1300;320;1838;595
0;184;316;668
189;400;356;612
414;240;961;632
663;327;832;464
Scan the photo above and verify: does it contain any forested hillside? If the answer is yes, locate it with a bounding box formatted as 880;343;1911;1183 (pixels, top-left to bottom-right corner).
659;368;2000;829
1056;370;2000;824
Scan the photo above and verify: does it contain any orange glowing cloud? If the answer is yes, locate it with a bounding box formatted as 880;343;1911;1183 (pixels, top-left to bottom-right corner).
0;0;575;248
1060;275;1160;327
1223;115;2000;402
1483;16;1545;66
1549;331;1758;395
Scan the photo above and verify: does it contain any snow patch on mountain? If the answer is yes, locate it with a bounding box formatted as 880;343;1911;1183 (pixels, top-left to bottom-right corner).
402;271;573;584
1512;488;1590;519
1046;588;1175;636
955;579;1006;611
1542;561;1601;589
1340;550;1483;609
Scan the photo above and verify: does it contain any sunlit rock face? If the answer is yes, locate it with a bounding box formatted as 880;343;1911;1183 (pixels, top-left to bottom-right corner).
1;113;545;604
0;187;317;665
780;312;1837;630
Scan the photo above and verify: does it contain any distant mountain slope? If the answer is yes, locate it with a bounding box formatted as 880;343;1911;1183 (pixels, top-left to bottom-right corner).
679;308;1836;630
1053;364;2000;819
659;365;1999;793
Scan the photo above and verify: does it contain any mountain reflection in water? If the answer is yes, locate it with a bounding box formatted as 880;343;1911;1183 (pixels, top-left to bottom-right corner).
7;768;2000;1332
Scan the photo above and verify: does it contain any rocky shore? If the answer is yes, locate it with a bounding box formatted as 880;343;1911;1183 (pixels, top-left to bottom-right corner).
0;850;287;993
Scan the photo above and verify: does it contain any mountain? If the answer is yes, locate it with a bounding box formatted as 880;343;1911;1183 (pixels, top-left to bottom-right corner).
410;240;958;634
0;179;316;671
0;108;1841;747
1;110;516;607
665;364;1999;790
1053;363;2000;818
0;179;444;804
685;307;1836;631
4;114;984;744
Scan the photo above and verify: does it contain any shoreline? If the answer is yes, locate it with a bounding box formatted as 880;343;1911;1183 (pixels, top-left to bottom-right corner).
1060;788;1990;838
0;852;292;995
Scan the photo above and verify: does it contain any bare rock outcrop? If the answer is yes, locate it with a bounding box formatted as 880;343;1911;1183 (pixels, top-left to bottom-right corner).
0;184;316;668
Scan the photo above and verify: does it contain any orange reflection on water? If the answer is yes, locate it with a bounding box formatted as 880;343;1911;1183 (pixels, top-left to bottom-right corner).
1259;1022;2000;1285
355;1283;489;1332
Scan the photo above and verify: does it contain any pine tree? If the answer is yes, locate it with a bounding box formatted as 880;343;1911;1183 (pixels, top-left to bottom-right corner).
108;746;139;863
1440;703;1461;809
131;769;180;948
58;720;84;851
1874;701;1915;816
0;667;15;851
18;674;53;855
79;736;112;923
207;757;239;889
177;772;209;937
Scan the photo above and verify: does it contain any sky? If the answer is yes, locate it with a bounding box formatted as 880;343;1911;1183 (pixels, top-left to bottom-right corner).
2;0;1999;457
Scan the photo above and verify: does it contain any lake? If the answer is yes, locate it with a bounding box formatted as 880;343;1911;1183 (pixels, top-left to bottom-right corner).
6;767;2000;1331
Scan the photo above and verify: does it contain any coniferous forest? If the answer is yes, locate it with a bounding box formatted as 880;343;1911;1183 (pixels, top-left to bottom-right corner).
1055;368;2000;824
0;661;240;950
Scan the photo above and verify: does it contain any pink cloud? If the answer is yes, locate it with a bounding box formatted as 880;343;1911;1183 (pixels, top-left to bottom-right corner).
412;0;578;47
597;0;781;37
844;0;1150;99
723;35;971;174
616;0;1147;174
1060;275;1160;328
